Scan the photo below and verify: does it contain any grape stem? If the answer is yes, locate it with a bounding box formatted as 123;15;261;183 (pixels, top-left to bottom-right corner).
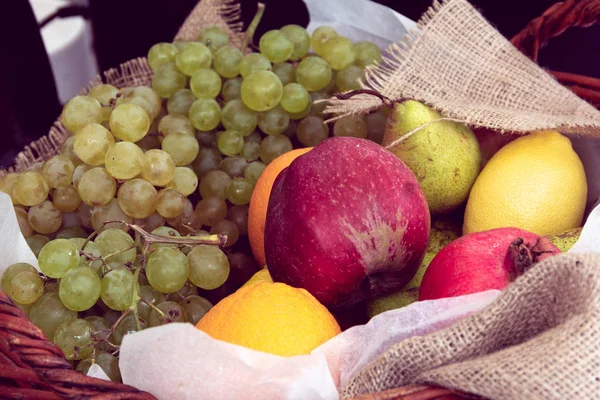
131;267;142;331
140;297;167;318
97;308;131;352
241;2;265;53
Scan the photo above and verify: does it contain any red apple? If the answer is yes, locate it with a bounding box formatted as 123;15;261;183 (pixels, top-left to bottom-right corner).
264;137;430;308
419;227;561;301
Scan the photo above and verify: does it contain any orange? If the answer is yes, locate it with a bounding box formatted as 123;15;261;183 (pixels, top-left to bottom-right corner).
196;282;340;356
248;147;312;268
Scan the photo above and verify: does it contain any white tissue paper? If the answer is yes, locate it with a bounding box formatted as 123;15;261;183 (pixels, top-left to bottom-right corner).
2;0;600;398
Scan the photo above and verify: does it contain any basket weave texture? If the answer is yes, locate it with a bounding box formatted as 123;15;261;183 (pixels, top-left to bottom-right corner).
1;1;599;399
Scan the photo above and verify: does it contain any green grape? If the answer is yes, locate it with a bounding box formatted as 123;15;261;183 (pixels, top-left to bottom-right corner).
333;115;368;138
241;140;261;161
189;99;222;131
152;62;187;98
28;200;62;234
12;172;49;207
336;65;364;92
259;30;294;63
73;123;115;166
210;219;240;247
187;245;229;289
353;41;382;68
150;226;180;250
295;56;332;91
77;352;121;382
141;149;176;187
41;155;74;189
59;266;101;311
239;53;272;78
78;168;116;207
101;269;134;311
117;179;158;219
0;173;19;204
95;228;137;266
260;135;293;164
272;62;296;86
309;92;329;116
193;196;227;227
55;227;87;240
60;136;84;168
53;185;82;212
227;205;249;235
288;103;311;120
146;248;190;293
199;170;231;200
166;281;200;301
91;198;133;233
195;131;214;147
29;292;77;339
134;213;165;237
61;95;103;134
321;36;355;70
244;161;266;183
137;285;165;321
179;295;212;325
167;89;196;115
105;142;144;180
221;99;258;136
175;42;212;76
72;165;93;189
147;42;179;70
156;188;185;219
26;235;50;257
213;45;242;78
280;83;310;114
297;116;329;146
197;26;230;52
225;178;254;205
110;313;146;345
148;301;188;327
15;207;33;237
161;132;200;166
191;147;222;178
117;86;163;121
257;106;290;136
54;318;94;360
241;71;283;112
84;316;110;346
165;198;195;232
311;26;338;56
70;238;103;277
136;135;162;153
281;24;311;60
365;110;387;144
166;167;198;196
89;84;120;121
1;263;37;293
109;103;150;142
38;239;79;278
173;40;191;50
219;156;247;177
221;77;243;102
217;130;244;156
190;68;222;99
322;69;337;94
77;202;94;230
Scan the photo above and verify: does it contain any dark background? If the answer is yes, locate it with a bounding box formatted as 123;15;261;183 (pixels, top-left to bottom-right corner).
1;0;599;168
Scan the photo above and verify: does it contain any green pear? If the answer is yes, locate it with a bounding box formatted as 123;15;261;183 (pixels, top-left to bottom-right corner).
382;100;482;215
366;213;462;318
544;227;582;252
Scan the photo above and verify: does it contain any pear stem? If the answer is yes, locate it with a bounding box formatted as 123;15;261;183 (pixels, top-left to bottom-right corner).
384;117;467;150
334;89;395;108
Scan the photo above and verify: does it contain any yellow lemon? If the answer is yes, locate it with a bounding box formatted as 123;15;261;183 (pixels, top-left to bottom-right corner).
241;268;273;288
463;130;587;236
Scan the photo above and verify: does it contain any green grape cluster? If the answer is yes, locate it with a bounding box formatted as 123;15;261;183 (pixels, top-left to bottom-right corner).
0;21;386;382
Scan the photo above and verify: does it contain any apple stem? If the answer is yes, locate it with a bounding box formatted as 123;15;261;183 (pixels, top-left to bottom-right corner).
508;237;557;281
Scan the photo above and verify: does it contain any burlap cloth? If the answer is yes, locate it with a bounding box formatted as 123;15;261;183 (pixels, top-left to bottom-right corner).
325;0;600;135
344;252;600;399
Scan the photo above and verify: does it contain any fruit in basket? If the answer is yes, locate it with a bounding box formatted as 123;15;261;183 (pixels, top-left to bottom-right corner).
196;282;340;356
419;227;561;301
265;137;430;308
463;130;587;236
367;213;462;318
382;100;481;215
248;147;312;268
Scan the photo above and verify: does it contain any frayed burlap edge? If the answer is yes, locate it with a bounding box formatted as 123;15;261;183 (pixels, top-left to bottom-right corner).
324;0;600;136
0;0;244;178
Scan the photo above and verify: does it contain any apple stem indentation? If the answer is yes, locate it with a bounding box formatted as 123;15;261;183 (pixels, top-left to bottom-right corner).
508;237;557;281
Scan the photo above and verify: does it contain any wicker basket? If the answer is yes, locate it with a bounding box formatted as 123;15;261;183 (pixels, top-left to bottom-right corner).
1;1;599;399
